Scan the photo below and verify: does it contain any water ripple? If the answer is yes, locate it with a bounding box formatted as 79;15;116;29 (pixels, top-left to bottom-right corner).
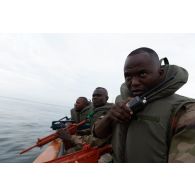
0;97;67;163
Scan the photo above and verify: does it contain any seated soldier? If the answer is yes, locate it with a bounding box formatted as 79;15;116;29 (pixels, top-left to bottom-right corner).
58;87;113;162
78;87;113;144
70;96;92;123
93;47;195;163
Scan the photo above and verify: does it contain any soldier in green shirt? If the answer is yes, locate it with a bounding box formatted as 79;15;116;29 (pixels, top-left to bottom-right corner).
77;87;113;148
90;87;113;126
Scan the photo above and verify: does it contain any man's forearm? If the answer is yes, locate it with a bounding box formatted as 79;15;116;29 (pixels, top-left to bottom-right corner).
93;114;113;138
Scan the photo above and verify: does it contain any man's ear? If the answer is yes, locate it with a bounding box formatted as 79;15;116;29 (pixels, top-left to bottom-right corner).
106;96;109;101
159;67;165;79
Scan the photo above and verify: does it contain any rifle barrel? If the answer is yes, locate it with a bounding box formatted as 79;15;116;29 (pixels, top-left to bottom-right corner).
19;119;88;155
20;144;38;155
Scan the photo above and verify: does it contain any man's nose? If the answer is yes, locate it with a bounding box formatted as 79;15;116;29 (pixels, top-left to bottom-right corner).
131;77;140;87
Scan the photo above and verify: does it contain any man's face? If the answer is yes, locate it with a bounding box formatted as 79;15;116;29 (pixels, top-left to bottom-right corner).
124;53;163;97
92;89;108;108
74;98;87;112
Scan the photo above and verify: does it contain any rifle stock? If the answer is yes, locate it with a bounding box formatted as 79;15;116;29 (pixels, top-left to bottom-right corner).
47;144;112;163
20;120;87;155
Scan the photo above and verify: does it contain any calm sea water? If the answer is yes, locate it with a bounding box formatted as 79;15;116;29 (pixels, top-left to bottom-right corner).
0;96;70;163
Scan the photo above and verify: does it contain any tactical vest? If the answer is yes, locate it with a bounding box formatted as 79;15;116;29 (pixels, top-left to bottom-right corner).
90;103;113;126
79;105;93;122
71;105;92;123
112;94;195;163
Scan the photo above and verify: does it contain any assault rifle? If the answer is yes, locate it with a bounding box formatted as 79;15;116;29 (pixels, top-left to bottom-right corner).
46;144;112;163
50;116;75;130
19;119;87;155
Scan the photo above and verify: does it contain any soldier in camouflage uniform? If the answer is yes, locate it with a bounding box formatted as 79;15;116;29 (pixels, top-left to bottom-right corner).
93;47;195;163
58;87;113;160
70;97;92;123
79;87;113;146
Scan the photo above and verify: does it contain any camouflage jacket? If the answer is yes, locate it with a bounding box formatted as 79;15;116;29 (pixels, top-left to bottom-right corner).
90;103;114;126
112;64;195;162
168;103;195;162
70;104;92;123
72;103;113;147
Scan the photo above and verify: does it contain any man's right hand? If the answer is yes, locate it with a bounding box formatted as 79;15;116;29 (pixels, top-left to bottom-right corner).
57;128;72;141
57;128;76;149
93;101;133;138
106;101;133;123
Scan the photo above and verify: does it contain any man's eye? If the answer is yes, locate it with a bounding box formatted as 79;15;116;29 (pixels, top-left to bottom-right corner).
140;72;147;77
125;76;132;81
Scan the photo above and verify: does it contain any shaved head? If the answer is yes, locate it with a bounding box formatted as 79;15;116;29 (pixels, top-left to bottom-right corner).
92;87;108;108
124;47;164;96
128;47;160;67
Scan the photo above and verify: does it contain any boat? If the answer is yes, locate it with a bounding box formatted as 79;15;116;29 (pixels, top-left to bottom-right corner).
19;119;112;163
33;139;112;163
33;139;63;163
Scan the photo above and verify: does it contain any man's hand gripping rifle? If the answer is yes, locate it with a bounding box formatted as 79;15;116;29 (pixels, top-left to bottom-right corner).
19;119;88;155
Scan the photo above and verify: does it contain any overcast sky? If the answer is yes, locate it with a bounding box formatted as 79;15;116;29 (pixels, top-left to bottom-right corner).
0;33;195;110
0;1;195;189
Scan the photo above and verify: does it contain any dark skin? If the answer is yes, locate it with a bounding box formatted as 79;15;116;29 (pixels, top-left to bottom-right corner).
58;97;88;141
124;52;164;97
58;89;108;140
75;97;88;112
92;88;108;108
94;52;165;138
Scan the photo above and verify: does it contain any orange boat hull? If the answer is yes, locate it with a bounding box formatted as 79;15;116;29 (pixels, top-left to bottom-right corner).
33;139;63;163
